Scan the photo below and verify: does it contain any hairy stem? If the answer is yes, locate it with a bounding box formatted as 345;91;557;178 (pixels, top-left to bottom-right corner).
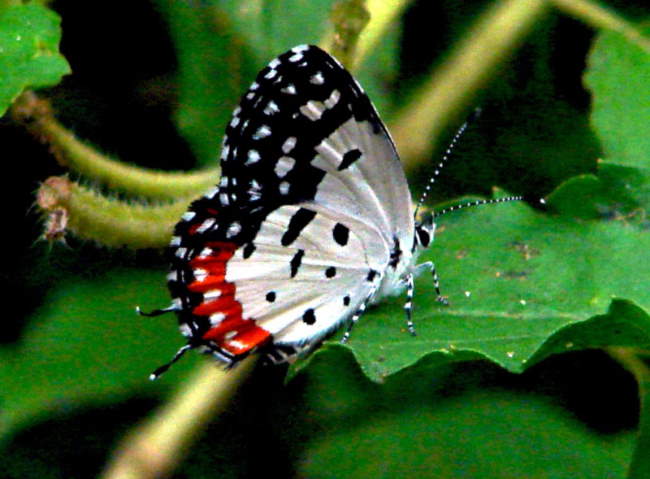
13;91;219;200
37;176;191;248
390;0;549;170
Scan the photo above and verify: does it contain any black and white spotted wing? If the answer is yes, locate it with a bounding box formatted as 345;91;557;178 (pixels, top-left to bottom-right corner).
218;45;413;241
164;45;416;369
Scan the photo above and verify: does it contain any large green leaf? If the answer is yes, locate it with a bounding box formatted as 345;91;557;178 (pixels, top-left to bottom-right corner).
0;4;69;116
288;196;650;382
551;27;650;219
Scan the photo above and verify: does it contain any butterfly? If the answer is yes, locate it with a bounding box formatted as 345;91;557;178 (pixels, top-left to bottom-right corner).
140;45;521;379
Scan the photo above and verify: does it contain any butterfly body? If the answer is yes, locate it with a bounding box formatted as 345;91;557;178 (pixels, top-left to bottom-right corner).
154;45;451;374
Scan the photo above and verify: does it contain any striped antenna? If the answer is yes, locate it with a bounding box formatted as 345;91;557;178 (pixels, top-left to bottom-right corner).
414;108;482;218
433;195;523;218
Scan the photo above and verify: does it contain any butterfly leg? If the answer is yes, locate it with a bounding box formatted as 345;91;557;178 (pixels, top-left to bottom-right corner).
413;262;449;305
341;281;380;344
431;263;449;305
404;273;416;335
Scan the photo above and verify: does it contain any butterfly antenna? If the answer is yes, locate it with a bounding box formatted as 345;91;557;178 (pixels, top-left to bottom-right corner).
149;343;194;380
414;108;482;218
433;195;523;218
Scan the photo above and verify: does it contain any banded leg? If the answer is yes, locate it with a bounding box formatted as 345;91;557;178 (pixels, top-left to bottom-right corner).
414;261;449;305
341;281;380;344
431;263;449;305
404;273;416;335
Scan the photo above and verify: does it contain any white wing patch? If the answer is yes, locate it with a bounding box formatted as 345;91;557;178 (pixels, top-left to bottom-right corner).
309;115;415;255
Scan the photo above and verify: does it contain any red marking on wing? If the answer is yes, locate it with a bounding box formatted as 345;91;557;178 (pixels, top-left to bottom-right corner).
202;318;271;355
187;240;271;356
188;222;203;235
222;326;271;355
190;249;235;264
188;279;234;295
190;260;227;284
202;317;250;339
193;298;242;317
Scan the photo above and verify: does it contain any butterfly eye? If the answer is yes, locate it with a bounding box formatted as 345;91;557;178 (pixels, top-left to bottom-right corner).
415;223;432;248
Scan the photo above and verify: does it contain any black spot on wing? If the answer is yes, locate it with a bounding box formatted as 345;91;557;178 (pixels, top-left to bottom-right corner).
290;249;305;278
282;208;317;246
367;269;378;282
338;148;361;171
266;291;276;302
332;223;349;246
302;308;316;325
325;266;336;278
243;242;256;259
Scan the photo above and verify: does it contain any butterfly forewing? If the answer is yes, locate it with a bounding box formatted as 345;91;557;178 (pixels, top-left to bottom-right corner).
168;45;413;365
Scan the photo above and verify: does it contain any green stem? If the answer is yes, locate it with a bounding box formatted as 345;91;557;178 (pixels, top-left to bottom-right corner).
355;0;413;68
38;177;191;248
13;92;219;201
100;357;258;479
321;0;412;71
390;0;549;171
551;0;650;54
325;0;371;69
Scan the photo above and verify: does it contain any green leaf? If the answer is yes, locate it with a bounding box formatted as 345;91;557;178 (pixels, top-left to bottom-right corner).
0;4;70;116
554;26;650;221
546;162;650;220
291;198;650;382
584;27;650;169
582;25;650;479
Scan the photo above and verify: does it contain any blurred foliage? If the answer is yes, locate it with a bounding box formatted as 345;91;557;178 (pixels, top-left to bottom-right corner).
1;0;649;478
